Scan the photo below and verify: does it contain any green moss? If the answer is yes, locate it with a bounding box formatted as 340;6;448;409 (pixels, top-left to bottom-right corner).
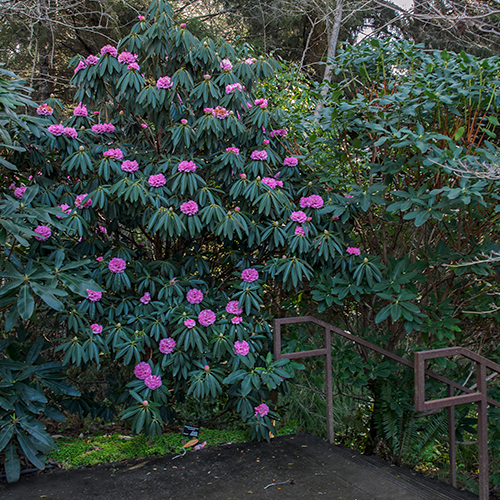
49;429;247;469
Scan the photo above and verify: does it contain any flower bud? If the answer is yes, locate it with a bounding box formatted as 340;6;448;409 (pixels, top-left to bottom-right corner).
142;400;148;407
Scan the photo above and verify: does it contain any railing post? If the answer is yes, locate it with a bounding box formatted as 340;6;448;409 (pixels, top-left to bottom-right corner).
448;384;457;488
324;327;334;444
477;361;489;500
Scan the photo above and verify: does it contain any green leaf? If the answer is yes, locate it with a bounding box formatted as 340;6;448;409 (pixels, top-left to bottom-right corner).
5;443;20;483
17;285;34;320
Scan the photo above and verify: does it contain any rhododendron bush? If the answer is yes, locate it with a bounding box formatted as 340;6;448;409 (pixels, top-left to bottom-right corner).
1;0;359;472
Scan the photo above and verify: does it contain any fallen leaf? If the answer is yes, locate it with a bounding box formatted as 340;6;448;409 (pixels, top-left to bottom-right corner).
183;439;199;448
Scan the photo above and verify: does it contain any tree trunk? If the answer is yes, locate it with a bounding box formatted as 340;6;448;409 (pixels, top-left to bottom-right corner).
322;0;344;85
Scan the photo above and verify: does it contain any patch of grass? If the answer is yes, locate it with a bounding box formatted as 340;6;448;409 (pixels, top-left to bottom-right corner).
49;428;248;469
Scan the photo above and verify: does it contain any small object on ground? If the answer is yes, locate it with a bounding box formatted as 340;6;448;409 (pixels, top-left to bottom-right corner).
193;441;207;451
183;439;199;448
172;448;187;460
264;479;292;489
118;435;133;440
182;425;199;437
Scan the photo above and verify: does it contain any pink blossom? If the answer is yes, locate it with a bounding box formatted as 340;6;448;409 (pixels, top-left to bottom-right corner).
91;324;103;334
159;337;176;354
108;257;126;273
234;206;240;211
14;186;27;199
180;23;186;28
128;62;140;71
239;173;247;179
178;160;197;172
220;58;232;71
8;183;15;190
57;204;71;218
204;365;210;371
241;268;259;283
234;340;249;355
134;362;151;380
145;375;162;390
138;15;145;20
63;127;78;139
270;129;287;138
309;195;324;208
75;193;92;209
204;107;214;114
156;76;173;89
284;156;298;166
251;150;267;161
198;309;216;327
142;400;148;406
226;147;239;155
37;104;53;116
184;319;196;329
34;225;51;241
261;177;277;189
74;60;87;73
245;58;256;65
118;52;138;64
347;247;361;256
87;289;102;302
275;180;283;188
92;123;115;134
295;225;305;236
226;83;243;94
254;403;269;418
103;148;124;160
100;45;118;57
254;98;268;109
212;106;230;119
181;119;188;125
232;316;243;325
85;55;99;65
73;103;88;117
345;194;353;199
186;288;203;304
140;292;151;304
203;74;211;80
121;160;139;173
96;256;104;262
48;124;65;136
263;139;269;145
180;200;198;215
148;174;166;187
291;211;307;223
226;300;243;315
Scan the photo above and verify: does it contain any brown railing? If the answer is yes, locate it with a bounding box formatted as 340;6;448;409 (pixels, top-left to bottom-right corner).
274;316;500;500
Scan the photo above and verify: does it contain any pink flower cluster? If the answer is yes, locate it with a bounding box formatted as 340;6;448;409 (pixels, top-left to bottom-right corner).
145;375;162;390
108;257;126;273
128;62;140;71
241;268;259;283
121;160;139;173
140;292;151;304
134;362;151;379
226;147;239;155
73;102;87;117
118;52;138;64
101;45;118;57
92;123;115;134
212;106;230;119
36;104;53;116
184;319;196;329
91;324;103;334
159;337;176;354
251;150;267;161
198;309;216;326
180;200;198;215
254;98;268;109
34;225;51;241
254;403;269;418
178;160;197;172
14;186;27;199
232;316;243;324
148;174;166;187
74;61;86;73
103;148;124;160
300;195;324;209
284;156;298;167
220;58;232;71
156;76;173;89
347;247;361;256
226;300;243;315
226;83;243;94
291;211;307;223
47;124;78;139
86;55;99;65
261;177;283;189
75;193;92;209
57;204;72;218
87;289;102;302
245;58;256;65
186;288;203;304
270;129;287;138
295;225;305;236
234;340;249;356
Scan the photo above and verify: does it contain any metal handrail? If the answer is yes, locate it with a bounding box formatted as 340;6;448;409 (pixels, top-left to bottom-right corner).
274;316;500;500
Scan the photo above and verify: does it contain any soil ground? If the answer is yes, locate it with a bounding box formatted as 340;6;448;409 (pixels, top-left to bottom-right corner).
0;433;479;500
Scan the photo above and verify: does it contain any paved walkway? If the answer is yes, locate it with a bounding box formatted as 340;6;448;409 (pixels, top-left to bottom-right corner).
1;434;478;500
